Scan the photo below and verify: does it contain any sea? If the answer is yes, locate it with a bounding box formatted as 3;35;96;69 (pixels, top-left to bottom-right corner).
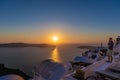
0;44;98;76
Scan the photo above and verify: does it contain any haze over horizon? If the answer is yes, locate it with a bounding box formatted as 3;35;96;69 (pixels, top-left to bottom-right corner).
0;0;120;44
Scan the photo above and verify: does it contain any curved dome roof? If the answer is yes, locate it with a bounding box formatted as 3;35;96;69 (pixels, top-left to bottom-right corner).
0;74;24;80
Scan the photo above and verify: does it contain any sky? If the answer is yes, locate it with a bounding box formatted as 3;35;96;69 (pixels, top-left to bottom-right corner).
0;0;120;44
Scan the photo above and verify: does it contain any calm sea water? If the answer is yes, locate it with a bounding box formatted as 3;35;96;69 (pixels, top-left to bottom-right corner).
0;44;88;76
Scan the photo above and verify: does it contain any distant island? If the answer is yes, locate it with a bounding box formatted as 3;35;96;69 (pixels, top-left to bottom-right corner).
77;45;97;49
77;45;107;49
0;43;56;48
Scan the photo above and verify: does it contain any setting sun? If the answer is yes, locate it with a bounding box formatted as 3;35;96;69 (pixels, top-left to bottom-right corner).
52;36;59;42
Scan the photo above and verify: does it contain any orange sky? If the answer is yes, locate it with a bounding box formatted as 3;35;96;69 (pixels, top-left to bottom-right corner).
0;30;118;45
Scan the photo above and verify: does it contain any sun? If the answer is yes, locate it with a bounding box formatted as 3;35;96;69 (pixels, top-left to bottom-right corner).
52;36;59;42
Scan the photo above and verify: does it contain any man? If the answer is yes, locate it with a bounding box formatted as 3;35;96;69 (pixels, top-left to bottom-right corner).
107;37;114;62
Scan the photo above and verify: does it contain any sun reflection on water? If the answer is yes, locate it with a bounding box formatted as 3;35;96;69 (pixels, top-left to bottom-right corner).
51;47;61;62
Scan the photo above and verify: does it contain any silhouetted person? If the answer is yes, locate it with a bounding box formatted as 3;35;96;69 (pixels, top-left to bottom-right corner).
100;42;102;48
107;37;114;62
115;37;120;46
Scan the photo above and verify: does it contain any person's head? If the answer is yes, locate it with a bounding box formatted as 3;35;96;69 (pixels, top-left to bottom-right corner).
109;37;113;41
